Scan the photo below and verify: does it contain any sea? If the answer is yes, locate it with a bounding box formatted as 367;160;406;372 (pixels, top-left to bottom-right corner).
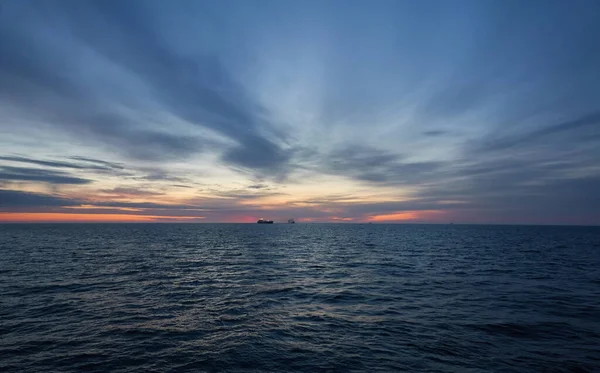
1;223;599;372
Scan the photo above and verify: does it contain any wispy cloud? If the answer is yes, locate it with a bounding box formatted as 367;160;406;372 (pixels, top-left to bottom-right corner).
0;166;92;185
0;0;599;223
68;156;125;170
0;190;80;208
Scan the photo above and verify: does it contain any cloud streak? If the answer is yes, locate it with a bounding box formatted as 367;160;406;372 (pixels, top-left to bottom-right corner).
0;0;599;224
0;166;92;185
0;0;294;176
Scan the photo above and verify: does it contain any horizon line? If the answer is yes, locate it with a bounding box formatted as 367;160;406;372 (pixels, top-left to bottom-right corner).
1;222;598;227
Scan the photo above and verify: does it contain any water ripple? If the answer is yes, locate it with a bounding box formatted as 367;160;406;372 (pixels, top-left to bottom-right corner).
1;223;599;372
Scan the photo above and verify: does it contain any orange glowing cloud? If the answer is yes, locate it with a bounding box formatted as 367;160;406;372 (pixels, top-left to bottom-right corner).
292;216;353;223
0;213;204;223
367;210;444;222
218;215;258;223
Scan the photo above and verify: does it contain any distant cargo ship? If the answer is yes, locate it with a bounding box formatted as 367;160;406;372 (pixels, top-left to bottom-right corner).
257;218;274;224
288;218;295;224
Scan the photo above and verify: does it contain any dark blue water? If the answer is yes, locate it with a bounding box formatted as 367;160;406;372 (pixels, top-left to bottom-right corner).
1;224;599;372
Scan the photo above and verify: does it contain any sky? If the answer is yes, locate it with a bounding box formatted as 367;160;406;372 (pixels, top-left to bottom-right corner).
0;0;599;224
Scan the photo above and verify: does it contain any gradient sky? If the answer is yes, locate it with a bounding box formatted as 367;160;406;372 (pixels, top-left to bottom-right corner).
1;0;599;224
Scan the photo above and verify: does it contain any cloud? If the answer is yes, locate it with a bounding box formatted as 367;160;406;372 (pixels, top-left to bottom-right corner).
0;166;92;185
63;0;292;174
422;130;448;137
68;156;125;170
0;189;200;211
478;112;600;154
247;183;269;189
96;123;204;162
99;187;165;198
1;0;600;224
0;155;120;171
210;189;284;200
0;0;291;173
0;190;80;208
222;136;292;177
320;145;442;184
92;201;201;210
407;146;600;223
133;169;189;183
421;82;492;117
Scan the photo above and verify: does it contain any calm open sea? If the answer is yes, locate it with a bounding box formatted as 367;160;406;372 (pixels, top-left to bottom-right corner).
1;224;599;372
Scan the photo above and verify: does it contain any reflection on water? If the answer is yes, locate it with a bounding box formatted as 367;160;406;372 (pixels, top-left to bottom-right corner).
1;224;599;372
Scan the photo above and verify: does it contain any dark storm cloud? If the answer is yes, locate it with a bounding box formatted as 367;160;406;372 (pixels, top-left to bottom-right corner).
0;166;92;185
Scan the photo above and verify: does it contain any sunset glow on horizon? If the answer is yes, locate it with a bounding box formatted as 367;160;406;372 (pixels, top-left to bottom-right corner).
1;1;599;225
367;211;446;223
0;213;206;223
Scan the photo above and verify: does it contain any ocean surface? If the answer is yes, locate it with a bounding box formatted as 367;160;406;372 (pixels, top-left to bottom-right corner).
1;224;599;372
